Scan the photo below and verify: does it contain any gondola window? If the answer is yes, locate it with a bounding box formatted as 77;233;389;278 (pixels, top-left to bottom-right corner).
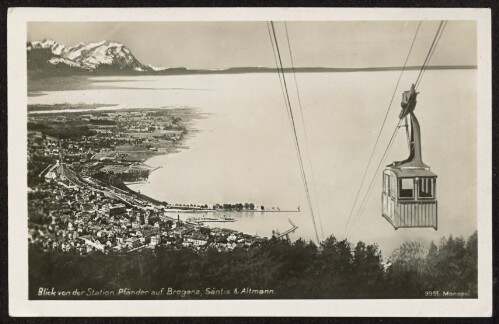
384;174;391;197
399;178;414;198
418;178;433;198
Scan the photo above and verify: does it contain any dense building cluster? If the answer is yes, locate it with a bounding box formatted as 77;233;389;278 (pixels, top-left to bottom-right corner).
29;176;267;255
28;108;267;255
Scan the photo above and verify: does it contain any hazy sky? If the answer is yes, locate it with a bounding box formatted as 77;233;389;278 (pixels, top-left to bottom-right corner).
27;21;476;70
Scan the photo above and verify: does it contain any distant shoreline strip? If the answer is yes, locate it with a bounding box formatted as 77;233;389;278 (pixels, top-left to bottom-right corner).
29;65;477;79
161;65;477;75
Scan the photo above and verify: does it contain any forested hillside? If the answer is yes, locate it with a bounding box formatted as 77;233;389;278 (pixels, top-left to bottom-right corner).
29;232;477;299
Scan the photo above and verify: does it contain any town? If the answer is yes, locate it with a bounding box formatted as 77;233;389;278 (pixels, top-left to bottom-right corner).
27;107;268;255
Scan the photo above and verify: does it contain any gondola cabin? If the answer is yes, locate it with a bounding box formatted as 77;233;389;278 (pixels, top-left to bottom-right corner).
381;84;438;230
382;168;437;230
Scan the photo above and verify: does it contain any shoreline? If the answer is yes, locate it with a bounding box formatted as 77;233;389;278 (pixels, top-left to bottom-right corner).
125;136;298;215
164;209;301;213
126;155;298;214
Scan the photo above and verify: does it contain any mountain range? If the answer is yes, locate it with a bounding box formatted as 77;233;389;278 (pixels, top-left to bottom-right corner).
27;39;477;77
27;39;165;75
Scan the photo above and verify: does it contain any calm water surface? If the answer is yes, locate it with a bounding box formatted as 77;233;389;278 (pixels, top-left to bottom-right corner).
29;71;477;254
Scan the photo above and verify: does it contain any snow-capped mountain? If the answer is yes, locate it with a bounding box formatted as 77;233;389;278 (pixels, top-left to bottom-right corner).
27;39;163;74
147;64;168;72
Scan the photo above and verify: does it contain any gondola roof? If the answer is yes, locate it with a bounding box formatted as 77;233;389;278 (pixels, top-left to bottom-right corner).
385;167;437;178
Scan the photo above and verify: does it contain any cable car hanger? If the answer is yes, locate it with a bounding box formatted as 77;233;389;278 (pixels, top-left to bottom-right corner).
382;83;438;230
381;21;447;230
344;21;447;238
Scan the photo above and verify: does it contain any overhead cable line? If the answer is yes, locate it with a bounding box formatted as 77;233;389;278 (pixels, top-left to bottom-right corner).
415;21;445;89
346;119;402;239
267;22;293;120
346;20;447;238
284;21;325;240
342;21;422;239
267;21;321;244
416;21;448;90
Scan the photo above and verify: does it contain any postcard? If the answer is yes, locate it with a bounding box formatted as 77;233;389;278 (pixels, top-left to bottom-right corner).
7;7;492;317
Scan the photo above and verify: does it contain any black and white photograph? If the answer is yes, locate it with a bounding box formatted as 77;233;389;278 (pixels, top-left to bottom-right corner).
7;7;492;317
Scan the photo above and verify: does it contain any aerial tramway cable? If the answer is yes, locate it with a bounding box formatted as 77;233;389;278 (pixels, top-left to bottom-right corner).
268;21;321;244
342;21;422;239
283;22;325;240
344;20;446;238
345;119;403;239
416;21;448;90
415;21;445;89
267;22;291;114
346;21;447;237
266;21;321;244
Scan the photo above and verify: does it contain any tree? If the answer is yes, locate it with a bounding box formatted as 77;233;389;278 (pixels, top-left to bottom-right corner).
199;227;211;236
352;242;384;292
432;235;468;292
28;229;478;300
165;220;174;229
386;240;431;297
463;231;478;293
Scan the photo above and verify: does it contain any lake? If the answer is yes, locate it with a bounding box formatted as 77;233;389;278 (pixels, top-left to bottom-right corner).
28;71;477;254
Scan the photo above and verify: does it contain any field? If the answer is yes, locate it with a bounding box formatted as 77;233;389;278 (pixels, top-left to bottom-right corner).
100;163;155;174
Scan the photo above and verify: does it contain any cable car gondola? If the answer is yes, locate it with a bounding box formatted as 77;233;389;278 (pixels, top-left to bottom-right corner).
381;84;438;230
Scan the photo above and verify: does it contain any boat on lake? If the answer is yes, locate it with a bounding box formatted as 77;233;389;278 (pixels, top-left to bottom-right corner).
189;215;236;223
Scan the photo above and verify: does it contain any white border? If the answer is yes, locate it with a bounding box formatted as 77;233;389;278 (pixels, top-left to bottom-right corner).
8;7;492;317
